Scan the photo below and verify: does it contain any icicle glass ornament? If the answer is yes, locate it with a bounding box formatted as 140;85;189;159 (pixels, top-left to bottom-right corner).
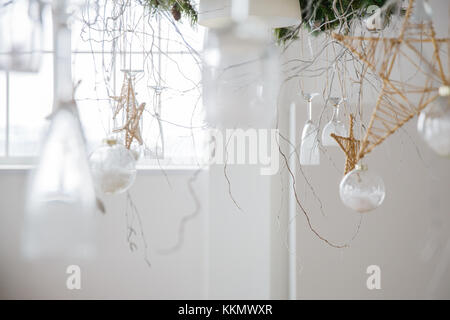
23;103;96;259
89;139;137;195
339;164;385;213
0;0;43;72
417;86;450;157
322;97;346;147
300;93;320;165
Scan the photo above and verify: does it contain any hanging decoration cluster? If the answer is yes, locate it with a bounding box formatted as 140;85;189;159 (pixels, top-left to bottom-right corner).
296;0;449;216
4;0;448;254
332;0;450;161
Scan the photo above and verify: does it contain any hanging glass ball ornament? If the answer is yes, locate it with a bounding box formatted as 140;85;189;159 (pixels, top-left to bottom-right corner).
417;86;450;157
89;139;137;195
339;164;386;213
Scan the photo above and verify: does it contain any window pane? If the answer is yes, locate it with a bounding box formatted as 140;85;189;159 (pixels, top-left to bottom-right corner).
4;3;206;164
157;54;205;163
160;17;205;53
71;9;114;54
9;54;53;157
73;52;114;153
0;72;6;156
41;4;53;52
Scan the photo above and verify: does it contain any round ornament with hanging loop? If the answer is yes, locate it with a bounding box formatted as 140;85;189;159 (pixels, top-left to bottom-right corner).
417;86;450;157
89;138;137;195
339;163;386;213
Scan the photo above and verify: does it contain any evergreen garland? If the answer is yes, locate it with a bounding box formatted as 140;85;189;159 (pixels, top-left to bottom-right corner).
143;0;402;41
276;0;401;42
145;0;198;25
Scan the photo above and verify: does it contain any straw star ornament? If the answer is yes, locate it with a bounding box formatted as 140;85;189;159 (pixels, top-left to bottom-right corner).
111;73;147;149
331;114;361;175
332;0;449;161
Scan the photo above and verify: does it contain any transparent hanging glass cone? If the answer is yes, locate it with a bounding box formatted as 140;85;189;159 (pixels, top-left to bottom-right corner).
23;104;96;259
339;164;386;213
322;97;346;147
0;0;43;72
417;87;450;157
300;93;320;165
202;20;280;129
89;139;137;195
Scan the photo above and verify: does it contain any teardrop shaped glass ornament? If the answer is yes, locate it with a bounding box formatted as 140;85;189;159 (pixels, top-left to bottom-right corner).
23;102;96;259
89;138;137;195
322;97;346;147
300;93;320;165
417;86;450;157
339;164;386;213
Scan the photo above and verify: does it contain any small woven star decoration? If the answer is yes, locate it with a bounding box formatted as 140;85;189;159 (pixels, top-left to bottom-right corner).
331;114;361;175
110;73;147;149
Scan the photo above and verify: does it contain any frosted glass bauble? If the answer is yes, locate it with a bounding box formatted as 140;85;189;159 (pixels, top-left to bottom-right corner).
417;90;450;157
339;165;385;213
89;140;137;195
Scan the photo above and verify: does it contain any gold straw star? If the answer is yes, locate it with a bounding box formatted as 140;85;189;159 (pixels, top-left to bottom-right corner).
331;114;361;175
111;73;146;149
333;0;449;160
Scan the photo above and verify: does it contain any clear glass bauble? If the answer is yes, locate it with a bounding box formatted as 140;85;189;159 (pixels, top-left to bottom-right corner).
339;165;386;213
24;104;96;259
417;90;450;157
202;20;280;129
0;0;43;72
89;139;137;195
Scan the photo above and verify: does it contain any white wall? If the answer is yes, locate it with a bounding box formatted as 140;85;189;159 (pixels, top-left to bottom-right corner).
208;163;288;299
0;170;210;299
0;166;288;299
